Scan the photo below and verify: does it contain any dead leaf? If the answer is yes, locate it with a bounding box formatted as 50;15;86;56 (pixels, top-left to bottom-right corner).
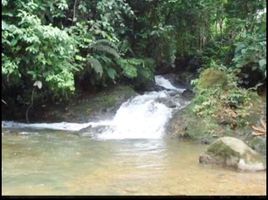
251;119;266;136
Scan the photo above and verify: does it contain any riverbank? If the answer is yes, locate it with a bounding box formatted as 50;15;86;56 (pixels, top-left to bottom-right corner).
167;95;266;156
3;73;266;155
2;85;137;123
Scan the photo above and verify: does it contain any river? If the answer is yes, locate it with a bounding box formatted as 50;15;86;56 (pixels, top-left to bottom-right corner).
2;76;266;195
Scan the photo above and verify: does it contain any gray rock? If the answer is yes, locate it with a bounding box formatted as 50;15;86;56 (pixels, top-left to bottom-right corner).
166;109;187;138
181;89;194;100
156;98;177;108
199;136;266;171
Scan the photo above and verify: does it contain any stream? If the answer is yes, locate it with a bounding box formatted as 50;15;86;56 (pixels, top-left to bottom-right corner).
2;76;266;195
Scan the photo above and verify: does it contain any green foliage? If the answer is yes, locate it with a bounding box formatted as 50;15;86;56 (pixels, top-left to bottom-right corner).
117;58;138;78
87;57;104;77
2;9;76;97
96;0;135;36
117;58;155;81
196;67;228;89
139;24;177;68
1;0;266;111
67;22;120;87
233;32;266;76
201;39;234;66
191;66;258;129
2;0;137;101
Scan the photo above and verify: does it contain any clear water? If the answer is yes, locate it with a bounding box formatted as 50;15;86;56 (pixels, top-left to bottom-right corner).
2;130;266;195
2;76;266;195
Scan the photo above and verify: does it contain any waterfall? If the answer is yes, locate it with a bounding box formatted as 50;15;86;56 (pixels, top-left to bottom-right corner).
94;91;173;139
2;76;188;139
155;75;185;92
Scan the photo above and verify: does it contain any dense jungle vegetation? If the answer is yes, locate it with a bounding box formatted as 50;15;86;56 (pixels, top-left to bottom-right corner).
2;0;266;125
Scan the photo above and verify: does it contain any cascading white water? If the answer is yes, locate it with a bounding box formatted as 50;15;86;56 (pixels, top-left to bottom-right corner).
2;76;188;139
2;121;93;131
155;75;185;92
95;91;173;139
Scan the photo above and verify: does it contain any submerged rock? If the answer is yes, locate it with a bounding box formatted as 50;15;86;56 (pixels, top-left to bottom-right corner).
199;137;266;171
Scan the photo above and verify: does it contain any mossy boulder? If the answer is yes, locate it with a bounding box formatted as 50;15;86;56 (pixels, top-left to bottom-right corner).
166;103;224;142
198;68;227;89
199;136;266;171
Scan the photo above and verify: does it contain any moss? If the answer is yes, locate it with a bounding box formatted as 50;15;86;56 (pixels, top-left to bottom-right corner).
207;140;241;159
200;137;266;170
175;75;266;151
198;68;228;89
177;103;226;141
22;85;137;123
68;85;136;118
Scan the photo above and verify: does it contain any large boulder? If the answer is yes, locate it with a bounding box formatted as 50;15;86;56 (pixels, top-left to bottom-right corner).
199;136;266;171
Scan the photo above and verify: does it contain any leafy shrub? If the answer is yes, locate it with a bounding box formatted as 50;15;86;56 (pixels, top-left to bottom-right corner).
2;10;77;97
233;32;266;79
191;65;257;129
196;67;228;89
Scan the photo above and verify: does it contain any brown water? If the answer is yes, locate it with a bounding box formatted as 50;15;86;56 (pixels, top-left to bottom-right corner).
2;129;266;195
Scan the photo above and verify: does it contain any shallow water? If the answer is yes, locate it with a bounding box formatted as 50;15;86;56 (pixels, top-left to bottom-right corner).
2;129;266;195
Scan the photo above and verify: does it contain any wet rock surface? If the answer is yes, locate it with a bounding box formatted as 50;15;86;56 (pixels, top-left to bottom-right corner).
181;89;195;100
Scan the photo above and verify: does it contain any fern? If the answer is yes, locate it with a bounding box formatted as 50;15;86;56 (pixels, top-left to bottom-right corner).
91;44;120;58
93;39;118;50
88;57;103;77
106;67;117;80
117;58;138;78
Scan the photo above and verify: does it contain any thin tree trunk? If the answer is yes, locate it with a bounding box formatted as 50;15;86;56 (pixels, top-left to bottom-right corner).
26;88;35;123
73;0;78;23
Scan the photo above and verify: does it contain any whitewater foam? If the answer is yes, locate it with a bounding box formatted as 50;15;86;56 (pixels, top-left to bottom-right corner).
96;91;173;139
2;76;187;140
155;75;185;92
